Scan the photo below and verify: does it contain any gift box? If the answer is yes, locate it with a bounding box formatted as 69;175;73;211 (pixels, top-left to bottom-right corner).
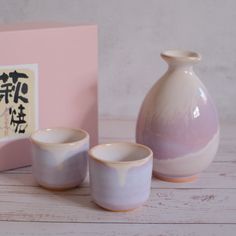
0;24;98;171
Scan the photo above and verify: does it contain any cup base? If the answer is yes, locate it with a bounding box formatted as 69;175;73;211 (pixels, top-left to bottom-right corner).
93;200;142;212
39;184;79;191
153;172;198;183
36;180;80;191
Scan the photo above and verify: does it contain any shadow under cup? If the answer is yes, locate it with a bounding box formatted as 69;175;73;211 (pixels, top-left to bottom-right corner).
30;128;89;190
88;143;153;211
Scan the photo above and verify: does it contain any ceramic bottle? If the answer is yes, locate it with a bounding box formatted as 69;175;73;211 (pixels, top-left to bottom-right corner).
136;50;220;182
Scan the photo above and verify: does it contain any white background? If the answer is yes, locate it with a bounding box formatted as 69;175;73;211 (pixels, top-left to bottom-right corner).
0;0;235;122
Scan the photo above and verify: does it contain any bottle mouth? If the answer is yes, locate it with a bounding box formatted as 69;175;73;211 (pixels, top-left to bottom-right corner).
161;49;201;62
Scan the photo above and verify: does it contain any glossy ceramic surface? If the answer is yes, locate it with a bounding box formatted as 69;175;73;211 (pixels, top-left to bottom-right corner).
88;142;153;211
136;50;220;182
31;127;89;190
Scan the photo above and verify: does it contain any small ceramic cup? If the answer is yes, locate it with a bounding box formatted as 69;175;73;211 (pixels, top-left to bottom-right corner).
88;142;153;212
30;127;89;190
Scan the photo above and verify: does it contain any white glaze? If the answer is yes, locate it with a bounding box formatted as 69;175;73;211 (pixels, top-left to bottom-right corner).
142;66;206;125
106;158;150;187
90;143;151;162
31;128;87;144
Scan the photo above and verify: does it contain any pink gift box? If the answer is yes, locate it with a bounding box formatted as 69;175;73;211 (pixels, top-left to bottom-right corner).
0;24;98;171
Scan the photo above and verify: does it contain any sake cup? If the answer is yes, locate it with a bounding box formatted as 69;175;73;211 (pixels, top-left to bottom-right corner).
88;142;153;211
30;127;89;190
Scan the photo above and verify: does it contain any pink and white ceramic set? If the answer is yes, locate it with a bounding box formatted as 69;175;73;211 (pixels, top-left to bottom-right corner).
30;49;219;212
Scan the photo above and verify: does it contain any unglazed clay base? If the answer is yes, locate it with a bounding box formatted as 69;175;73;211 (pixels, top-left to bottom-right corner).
153;172;198;183
37;179;80;191
94;201;140;212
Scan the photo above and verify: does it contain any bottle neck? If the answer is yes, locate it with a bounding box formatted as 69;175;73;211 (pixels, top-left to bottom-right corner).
167;62;194;73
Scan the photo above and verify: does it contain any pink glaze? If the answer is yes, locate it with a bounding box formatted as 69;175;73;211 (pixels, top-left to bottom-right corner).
137;88;219;160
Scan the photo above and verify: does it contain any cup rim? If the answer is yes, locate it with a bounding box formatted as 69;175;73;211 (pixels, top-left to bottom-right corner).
88;142;153;165
30;127;89;147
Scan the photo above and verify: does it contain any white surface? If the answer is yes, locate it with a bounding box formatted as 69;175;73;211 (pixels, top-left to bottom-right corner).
0;119;235;235
0;222;235;236
0;0;235;122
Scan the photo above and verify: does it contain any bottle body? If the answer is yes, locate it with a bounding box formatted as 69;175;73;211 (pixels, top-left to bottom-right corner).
136;50;220;182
